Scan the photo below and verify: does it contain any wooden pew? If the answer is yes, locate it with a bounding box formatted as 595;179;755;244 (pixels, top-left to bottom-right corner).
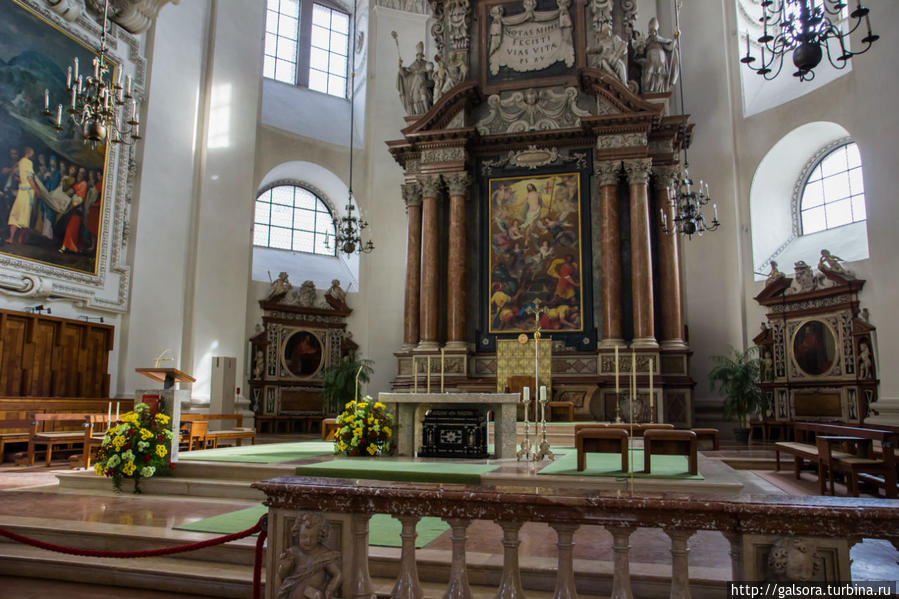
27;413;101;465
180;414;255;448
0;417;34;462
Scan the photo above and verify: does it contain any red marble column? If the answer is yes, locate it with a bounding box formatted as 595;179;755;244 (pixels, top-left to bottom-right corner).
595;160;624;347
417;174;442;351
653;166;687;349
445;172;471;351
401;182;422;351
623;158;657;348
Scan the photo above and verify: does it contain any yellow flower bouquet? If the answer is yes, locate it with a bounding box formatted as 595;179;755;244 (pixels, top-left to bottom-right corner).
334;396;394;457
94;402;175;493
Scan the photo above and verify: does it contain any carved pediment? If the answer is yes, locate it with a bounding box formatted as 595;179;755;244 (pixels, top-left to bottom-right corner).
401;81;480;136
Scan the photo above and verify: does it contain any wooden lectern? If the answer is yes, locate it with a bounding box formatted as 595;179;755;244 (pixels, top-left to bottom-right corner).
135;368;196;390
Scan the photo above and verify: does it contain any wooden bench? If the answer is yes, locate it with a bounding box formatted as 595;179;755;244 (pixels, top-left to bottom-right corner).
643;429;697;475
548;401;575;422
27;413;101;465
81;414;115;468
0;413;36;462
691;428;720;451
576;427;628;472
813;428;898;498
605;422;674;437
180;414;255;448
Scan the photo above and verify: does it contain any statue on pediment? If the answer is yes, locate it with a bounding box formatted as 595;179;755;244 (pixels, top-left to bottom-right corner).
632;18;679;94
396;40;434;115
817;249;854;279
765;260;785;286
587;22;629;85
266;272;292;301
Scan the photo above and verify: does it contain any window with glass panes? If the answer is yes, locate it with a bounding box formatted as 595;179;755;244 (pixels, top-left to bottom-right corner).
254;185;336;256
263;0;350;99
800;142;867;235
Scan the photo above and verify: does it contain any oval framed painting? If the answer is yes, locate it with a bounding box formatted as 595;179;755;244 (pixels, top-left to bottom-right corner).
282;330;324;378
792;320;838;377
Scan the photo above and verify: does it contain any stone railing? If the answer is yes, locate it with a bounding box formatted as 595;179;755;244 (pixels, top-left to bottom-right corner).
253;476;899;599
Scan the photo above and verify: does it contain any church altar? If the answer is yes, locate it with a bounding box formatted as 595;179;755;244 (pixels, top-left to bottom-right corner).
378;392;520;459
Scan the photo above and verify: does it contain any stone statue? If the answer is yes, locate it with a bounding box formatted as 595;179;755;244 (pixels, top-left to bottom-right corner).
792;261;817;293
765;260;786;286
587;22;628;84
858;341;872;379
277;513;342;599
761;348;774;382
488;6;504;57
446;0;470;50
266;272;292;301
590;0;612;28
298;281;318;307
253;349;265;379
397;41;434;116
766;538;820;582
817;249;852;277
324;279;349;311
632;17;679;94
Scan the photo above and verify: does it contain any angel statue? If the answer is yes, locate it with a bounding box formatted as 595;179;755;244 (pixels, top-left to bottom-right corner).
818;249;853;277
587;22;628;84
632;18;679;94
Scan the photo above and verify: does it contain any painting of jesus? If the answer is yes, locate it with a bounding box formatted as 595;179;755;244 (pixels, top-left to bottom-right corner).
488;172;583;333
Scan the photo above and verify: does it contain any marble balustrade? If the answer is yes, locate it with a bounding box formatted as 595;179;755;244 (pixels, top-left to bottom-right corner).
254;476;899;599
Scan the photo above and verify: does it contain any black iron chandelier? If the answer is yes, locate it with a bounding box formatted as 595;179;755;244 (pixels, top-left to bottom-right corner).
740;0;878;81
41;0;141;148
661;1;720;239
326;0;374;256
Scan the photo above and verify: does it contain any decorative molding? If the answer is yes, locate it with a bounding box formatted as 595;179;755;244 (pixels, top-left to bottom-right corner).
401;182;422;208
482;147;588;175
444;172;471;196
622;158;653;186
374;0;428;14
593;160;621;187
790;137;853;238
421;147;466;164
446;0;471;50
597;132;647;149
652;165;680;191
418;174;443;198
83;0;179;34
649;139;674;154
487;0;574;75
476;87;593;135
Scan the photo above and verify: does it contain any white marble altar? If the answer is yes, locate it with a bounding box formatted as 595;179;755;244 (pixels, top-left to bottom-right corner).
378;393;520;459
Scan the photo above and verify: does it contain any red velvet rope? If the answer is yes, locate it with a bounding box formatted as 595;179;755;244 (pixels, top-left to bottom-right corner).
0;514;268;596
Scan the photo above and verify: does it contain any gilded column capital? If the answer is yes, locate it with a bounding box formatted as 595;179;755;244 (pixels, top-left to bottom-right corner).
401;182;422;208
652;164;681;191
444;172;472;197
418;174;443;199
594;160;622;187
623;158;653;186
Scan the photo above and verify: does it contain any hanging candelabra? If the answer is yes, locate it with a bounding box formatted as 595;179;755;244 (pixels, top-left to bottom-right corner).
41;0;141;149
326;0;374;256
740;0;878;82
660;1;720;239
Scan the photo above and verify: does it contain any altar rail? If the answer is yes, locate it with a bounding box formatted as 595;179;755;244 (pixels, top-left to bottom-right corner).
253;476;899;599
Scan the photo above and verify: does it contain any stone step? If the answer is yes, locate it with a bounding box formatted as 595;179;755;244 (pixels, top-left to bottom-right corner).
56;470;266;501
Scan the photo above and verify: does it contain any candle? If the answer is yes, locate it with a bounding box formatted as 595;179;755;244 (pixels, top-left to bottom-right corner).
73;57;79;82
67;66;72;89
125;75;132;97
56;104;62;127
107;401;112;427
713;203;718;221
116;68;123;88
93;57;99;79
540;385;546;403
426;356;431;394
440;348;445;393
44;89;49;112
615;345;619;394
523;386;529;404
115;402;120;421
70;87;76;110
78;75;83;94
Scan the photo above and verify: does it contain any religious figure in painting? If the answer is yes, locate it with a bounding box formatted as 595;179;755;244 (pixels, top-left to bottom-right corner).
6;147;38;244
539;304;579;329
793;321;834;376
587;22;628;84
396;41;434;115
277;513;342;599
548;253;579;304
521;183;544;227
633;18;679;94
286;331;323;377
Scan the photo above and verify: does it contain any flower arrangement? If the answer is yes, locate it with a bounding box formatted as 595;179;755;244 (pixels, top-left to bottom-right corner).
334;396;394;456
94;402;175;493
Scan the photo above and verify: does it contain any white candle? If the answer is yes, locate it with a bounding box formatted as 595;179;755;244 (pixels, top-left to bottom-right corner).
713;203;718;221
523;386;529;403
540;385;546;403
614;345;619;394
44;89;49;112
73;57;79;82
125;75;132;97
56;104;62;127
115;402;120;421
107;402;112;426
70;87;76;110
66;66;72;89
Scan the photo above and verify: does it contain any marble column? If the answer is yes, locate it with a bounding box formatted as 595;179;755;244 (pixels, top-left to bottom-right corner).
595;160;624;348
401;182;423;351
550;523;580;599
494;521;525;599
350;514;376;599
653;166;687;350
607;526;635;599
445;172;471;352
623;159;657;349
392;515;424;599
417;175;442;352
443;518;473;599
666;529;694;599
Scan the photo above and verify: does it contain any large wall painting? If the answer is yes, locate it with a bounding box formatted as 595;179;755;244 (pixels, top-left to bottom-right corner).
488;171;583;333
0;0;109;275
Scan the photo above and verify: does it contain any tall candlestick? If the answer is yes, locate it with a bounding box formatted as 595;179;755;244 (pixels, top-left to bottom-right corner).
426;356;431;394
440;348;445;393
649;359;654;422
115;402;120;421
614;345;619;394
631;349;636;418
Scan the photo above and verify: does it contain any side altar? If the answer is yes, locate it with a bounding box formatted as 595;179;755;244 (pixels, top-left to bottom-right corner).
378;392;520;459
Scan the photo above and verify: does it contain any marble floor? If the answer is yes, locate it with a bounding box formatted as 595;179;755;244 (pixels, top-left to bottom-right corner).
1;435;897;598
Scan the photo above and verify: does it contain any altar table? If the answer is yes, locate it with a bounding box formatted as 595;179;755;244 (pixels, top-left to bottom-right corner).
378;392;520;459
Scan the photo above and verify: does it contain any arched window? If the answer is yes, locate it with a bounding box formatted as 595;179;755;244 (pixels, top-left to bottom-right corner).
799;142;866;235
254;184;336;256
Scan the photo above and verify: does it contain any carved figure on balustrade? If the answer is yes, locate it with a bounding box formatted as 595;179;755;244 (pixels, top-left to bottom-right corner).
765;260;785;287
266;272;292;301
632;18;679;94
277;513;342;599
285;280;319;308
858;341;872;379
587;22;629;85
396;41;434;115
324;279;349;311
766;538;821;582
817;249;854;279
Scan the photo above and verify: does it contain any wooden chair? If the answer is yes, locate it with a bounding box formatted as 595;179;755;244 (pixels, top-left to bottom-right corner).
691;428;720;451
183;420;208;451
506;375;537;421
643;429;698;475
816;435;895;498
576;427;628;472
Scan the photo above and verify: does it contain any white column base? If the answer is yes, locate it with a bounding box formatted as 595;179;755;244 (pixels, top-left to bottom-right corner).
630;337;659;349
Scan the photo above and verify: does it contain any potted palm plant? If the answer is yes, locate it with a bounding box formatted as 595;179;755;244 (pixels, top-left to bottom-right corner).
319;353;374;416
708;346;765;444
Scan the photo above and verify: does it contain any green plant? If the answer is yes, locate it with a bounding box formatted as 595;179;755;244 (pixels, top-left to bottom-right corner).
320;353;374;415
708;346;765;431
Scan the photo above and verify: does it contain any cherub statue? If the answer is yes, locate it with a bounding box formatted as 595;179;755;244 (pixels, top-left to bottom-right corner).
858;341;873;379
266;272;292;300
277;513;342;599
817;249;852;277
765;260;785;286
324;279;348;311
587;22;628;84
253;349;265;379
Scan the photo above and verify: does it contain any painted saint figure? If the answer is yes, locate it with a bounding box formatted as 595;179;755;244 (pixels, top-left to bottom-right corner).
6;147;38;244
547;253;579;304
277;513;342;599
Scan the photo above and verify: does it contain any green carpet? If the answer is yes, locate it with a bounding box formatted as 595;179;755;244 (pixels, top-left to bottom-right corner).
174;505;449;547
295;458;498;484
538;448;703;479
178;441;335;463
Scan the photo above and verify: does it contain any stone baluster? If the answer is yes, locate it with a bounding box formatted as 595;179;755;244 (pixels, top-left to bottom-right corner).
652;166;687;350
666;529;694;599
595;160;624;347
550;523;579;599
723;531;744;584
391;515;424;599
495;521;526;599
444;518;473;599
418;175;443;351
350;514;376;599
623;158;657;349
401;182;423;351
607;526;634;599
445;172;472;351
